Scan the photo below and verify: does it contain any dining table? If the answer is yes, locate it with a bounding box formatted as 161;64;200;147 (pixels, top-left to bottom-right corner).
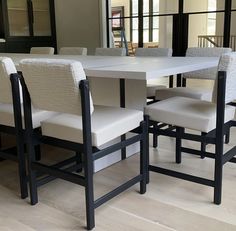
0;53;219;171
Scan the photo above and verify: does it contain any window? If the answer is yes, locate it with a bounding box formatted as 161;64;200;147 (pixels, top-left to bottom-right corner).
131;0;160;43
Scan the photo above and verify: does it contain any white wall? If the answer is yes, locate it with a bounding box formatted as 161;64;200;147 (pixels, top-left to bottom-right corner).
54;0;106;54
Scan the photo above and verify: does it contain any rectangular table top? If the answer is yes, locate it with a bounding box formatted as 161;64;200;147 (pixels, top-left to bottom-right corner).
0;53;219;80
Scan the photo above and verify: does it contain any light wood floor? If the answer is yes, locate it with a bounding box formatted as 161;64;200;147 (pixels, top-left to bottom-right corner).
1;80;236;231
1;129;236;231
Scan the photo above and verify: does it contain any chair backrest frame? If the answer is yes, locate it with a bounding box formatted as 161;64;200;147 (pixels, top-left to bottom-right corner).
135;48;172;57
30;47;55;55
212;52;236;104
0;57;18;104
95;48;126;56
184;47;232;80
20;58;94;116
59;47;87;55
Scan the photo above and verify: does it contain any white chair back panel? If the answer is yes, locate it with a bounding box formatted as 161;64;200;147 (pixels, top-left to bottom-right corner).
135;48;172;57
30;47;55;55
95;48;126;56
0;57;17;104
212;52;236;104
59;47;87;55
20;59;94;115
184;47;232;80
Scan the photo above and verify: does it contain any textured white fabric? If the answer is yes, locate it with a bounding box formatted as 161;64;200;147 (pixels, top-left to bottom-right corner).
0;103;58;129
155;87;212;101
135;48;172;97
30;47;55;55
135;48;172;57
59;47;87;55
212;52;236;104
41;105;143;147
147;84;166;97
95;48;126;56
20;59;94;115
184;47;232;80
145;97;235;133
0;57;17;104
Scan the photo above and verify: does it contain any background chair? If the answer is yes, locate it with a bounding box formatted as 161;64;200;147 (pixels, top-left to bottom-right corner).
59;47;87;55
30;47;55;55
95;47;126;56
89;47;126;107
135;48;173;100
155;47;232;101
0;57;28;199
20;58;148;230
145;52;236;204
0;56;58;199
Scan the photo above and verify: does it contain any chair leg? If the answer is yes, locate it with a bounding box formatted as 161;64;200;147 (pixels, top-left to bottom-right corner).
0;133;4;162
225;129;230;144
84;150;95;230
182;78;186;87
201;132;207;159
169;75;173;88
76;151;83;173
153;122;158;148
176;127;182;164
214;134;224;205
27;141;38;205
35;144;41;161
16;135;28;199
140;116;148;192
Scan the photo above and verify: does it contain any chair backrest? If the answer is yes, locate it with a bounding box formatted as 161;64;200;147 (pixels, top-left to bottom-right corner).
59;47;87;55
95;48;126;56
135;48;172;57
212;52;236;104
30;47;55;55
20;59;94;115
0;57;17;104
184;47;232;80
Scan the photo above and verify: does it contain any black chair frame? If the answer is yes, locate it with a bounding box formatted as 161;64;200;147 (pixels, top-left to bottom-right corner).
13;73;148;230
148;71;236;205
0;74;28;199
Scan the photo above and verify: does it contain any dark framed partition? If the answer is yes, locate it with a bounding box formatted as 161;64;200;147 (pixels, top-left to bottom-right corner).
106;0;236;55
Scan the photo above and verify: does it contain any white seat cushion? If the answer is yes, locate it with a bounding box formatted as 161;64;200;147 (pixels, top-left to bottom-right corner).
0;103;58;129
145;97;235;133
155;87;212;101
41;105;143;147
147;84;166;97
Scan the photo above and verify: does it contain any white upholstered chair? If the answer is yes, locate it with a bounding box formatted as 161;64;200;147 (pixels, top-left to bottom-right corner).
59;47;87;55
0;57;57;199
19;58;148;230
135;48;173;99
145;52;236;204
155;47;232;101
30;47;55;55
95;47;126;56
89;47;126;107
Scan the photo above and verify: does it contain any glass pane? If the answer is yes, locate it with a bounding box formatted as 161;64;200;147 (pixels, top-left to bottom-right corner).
232;0;236;10
7;0;30;36
158;0;178;14
143;0;149;14
153;0;160;14
143;29;149;42
111;0;133;18
188;12;224;48
143;17;149;29
32;0;51;36
230;12;236;51
158;16;172;48
184;0;224;13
